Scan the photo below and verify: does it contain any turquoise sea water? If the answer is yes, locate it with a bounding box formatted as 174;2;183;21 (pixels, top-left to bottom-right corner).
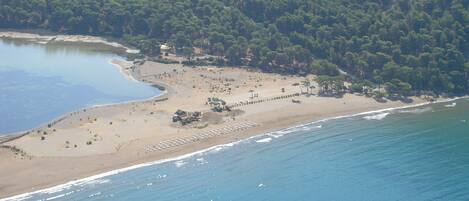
8;99;469;201
0;39;160;134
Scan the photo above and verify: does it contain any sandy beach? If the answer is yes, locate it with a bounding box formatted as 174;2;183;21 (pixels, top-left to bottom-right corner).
0;32;433;199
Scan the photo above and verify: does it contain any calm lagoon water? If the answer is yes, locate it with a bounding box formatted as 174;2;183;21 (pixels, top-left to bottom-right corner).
0;39;160;134
12;99;469;201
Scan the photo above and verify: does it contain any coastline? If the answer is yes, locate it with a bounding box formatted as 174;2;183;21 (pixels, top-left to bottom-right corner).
2;96;465;201
108;59;139;82
1;31;466;199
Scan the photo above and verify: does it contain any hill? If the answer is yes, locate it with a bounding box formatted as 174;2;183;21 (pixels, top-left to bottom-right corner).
1;0;468;95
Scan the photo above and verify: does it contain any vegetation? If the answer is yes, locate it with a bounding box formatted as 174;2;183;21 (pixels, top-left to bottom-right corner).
316;75;346;96
1;0;468;96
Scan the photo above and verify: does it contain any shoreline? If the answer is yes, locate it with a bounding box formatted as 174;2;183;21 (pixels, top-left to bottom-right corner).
0;29;139;54
2;96;465;201
0;84;169;143
108;59;139;82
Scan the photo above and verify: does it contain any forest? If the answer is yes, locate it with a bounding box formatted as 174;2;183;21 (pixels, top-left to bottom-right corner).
1;0;468;96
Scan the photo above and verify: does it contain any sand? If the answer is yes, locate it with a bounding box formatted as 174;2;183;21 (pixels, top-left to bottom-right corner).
0;32;432;199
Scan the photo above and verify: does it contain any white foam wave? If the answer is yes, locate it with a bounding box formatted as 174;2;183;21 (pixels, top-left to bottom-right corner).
445;102;456;107
82;179;110;186
43;186;71;195
211;147;223;153
209;142;236;153
88;192;101;198
3;96;467;201
45;191;74;201
174;160;187;168
267;124;322;139
397;107;432;114
267;130;293;138
363;112;390;120
256;137;272;143
196;158;208;165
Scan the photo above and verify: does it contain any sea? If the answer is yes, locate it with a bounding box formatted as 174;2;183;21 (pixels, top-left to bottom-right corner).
4;98;469;201
0;38;160;135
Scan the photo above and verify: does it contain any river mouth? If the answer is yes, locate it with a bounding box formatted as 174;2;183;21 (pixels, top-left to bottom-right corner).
0;38;161;135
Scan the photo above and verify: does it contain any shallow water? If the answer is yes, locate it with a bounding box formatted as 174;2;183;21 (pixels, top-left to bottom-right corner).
10;99;469;201
0;39;160;134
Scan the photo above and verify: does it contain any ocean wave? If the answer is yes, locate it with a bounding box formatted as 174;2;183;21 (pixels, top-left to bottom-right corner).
196;158;208;165
397;107;432;114
45;191;73;201
445;102;456;107
81;179;110;186
3;96;468;201
174;160;187;168
209;142;236;153
267;124;322;139
267;130;293;139
88;192;101;198
256;137;272;143
363;113;390;120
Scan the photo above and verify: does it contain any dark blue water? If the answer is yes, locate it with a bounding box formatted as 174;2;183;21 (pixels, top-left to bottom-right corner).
0;39;160;134
10;99;469;201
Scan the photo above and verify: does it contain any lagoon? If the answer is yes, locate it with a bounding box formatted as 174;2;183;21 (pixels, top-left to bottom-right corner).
0;38;160;135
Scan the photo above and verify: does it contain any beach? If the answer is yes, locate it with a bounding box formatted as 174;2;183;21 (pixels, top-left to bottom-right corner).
0;32;433;198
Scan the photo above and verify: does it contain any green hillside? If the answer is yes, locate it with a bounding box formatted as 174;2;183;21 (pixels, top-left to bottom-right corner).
1;0;468;95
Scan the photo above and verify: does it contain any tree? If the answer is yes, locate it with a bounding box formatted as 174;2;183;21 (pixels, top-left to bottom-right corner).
301;79;311;94
213;42;224;58
226;44;244;65
308;60;340;76
316;75;345;96
182;47;194;61
385;79;412;97
350;83;365;93
373;75;384;90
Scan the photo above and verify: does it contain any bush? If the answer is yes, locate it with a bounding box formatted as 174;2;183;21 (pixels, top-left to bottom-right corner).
127;53;145;61
350;83;364;93
373;91;387;99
